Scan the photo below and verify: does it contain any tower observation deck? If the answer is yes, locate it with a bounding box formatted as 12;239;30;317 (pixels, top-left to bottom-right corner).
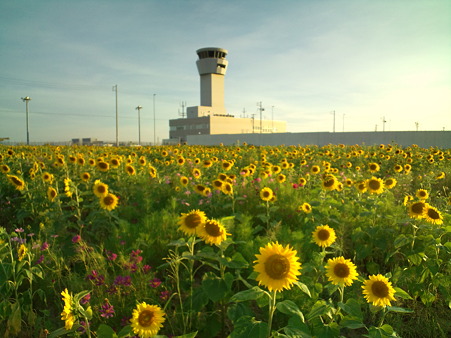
187;47;228;118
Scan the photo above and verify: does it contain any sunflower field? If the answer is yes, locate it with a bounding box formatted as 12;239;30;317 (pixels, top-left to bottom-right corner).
0;143;450;338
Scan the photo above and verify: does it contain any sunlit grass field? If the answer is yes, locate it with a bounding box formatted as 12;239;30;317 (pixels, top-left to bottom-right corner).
1;143;450;337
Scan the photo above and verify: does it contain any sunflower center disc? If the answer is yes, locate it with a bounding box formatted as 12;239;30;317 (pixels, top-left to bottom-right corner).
368;180;380;190
265;254;290;279
104;195;114;205
324;178;335;187
205;221;222;237
185;214;202;229
138;310;154;327
333;263;350;278
317;229;330;241
97;186;106;194
411;203;424;214
427;209;439;219
371;280;389;298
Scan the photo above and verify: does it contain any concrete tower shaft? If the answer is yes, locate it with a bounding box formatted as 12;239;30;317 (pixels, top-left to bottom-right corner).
196;47;228;109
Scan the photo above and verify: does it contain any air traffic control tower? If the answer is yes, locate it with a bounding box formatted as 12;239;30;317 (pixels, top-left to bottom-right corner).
187;47;228;118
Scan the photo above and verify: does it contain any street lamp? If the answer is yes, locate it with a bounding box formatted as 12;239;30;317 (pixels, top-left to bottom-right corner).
21;96;31;145
135;105;142;145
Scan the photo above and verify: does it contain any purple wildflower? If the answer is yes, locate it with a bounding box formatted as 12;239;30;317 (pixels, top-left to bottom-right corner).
99;299;115;318
149;278;162;288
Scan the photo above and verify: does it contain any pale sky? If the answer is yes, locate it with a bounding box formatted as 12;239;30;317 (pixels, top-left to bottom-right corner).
1;0;450;144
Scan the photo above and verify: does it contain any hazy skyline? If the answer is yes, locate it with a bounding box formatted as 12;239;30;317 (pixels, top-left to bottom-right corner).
1;0;450;144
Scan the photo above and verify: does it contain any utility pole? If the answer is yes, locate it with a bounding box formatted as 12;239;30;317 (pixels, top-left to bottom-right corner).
251;113;255;133
257;102;264;133
21;97;31;145
136;105;142;145
415;122;419;132
382;116;387;132
332;110;336;133
153;94;156;146
112;85;118;146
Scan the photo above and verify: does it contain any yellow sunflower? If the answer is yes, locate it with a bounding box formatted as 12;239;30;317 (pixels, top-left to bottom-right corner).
260;187;274;202
298;202;312;214
408;201;426;219
384;177;397;189
0;164;10;173
130;302;166;338
423;204;443;225
100;193;119;211
80;172;91;182
298;177;307;186
310;165;321;174
47;187;57;202
416;189;429;200
7;175;26;191
97;161;110;172
368;162;380;173
212;179;223;190
366;177;384;194
356;181;367;193
109;157;121;168
221;182;234;195
277;174;286;183
253;242;302;292
17;244;27;261
192;168;201;178
362;274;396;307
61;288;76;330
93;180;109;197
435;172;445;180
42;172;54;183
197;219;229;246
177;210;207;236
63;178;73;197
194;184;207;195
322;174;339;191
325;256;358;287
180;176;189;186
125;165;136;175
312;225;337;248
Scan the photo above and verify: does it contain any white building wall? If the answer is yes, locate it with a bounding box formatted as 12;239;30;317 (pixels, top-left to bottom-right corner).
187;131;451;148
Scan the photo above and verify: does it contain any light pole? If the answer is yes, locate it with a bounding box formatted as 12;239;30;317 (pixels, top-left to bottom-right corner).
153;94;156;146
136;105;142;145
112;85;118;146
21;96;31;145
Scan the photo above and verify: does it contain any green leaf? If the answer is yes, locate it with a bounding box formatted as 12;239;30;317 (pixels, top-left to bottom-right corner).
393;234;411;248
393;287;413;300
340;316;365;329
117;325;133;338
294;281;311;297
306;301;329;321
276;300;304;322
338;299;363;319
96;324;116;338
8;301;21;335
230;316;268;338
228;302;254;324
202;273;229;302
386;306;414;313
173;332;198;338
230;286;266;302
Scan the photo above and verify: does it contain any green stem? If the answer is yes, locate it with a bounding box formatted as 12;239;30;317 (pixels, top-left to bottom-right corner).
339;285;344;303
267;290;277;338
